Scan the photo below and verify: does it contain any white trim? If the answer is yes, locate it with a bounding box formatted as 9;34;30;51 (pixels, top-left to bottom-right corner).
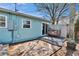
41;22;49;35
0;15;7;28
22;18;32;29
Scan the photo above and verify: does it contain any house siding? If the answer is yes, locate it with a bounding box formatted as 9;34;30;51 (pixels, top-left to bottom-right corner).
0;12;12;43
0;11;49;44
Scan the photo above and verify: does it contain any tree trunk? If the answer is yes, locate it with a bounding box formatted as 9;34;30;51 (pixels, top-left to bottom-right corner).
51;17;56;25
56;20;59;24
66;4;76;56
66;42;76;56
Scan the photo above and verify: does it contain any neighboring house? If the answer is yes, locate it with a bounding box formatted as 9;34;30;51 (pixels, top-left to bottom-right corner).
49;16;70;38
58;15;79;38
58;16;70;25
0;8;50;44
58;16;70;37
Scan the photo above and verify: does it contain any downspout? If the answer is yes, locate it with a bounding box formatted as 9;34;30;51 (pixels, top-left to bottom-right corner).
8;12;15;43
11;3;18;43
8;3;18;43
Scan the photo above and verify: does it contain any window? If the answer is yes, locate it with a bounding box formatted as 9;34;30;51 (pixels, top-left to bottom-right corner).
22;19;31;28
0;15;7;28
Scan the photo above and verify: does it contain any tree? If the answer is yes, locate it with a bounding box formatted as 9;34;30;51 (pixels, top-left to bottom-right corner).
66;4;76;56
75;17;79;42
35;3;69;24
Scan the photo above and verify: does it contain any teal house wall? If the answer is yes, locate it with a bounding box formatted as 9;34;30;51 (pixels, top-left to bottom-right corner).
0;8;50;44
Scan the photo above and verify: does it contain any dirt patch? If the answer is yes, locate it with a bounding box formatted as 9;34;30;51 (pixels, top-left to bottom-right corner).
8;40;61;56
7;40;66;56
0;40;79;56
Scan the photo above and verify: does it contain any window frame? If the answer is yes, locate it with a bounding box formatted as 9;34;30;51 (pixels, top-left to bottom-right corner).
22;19;31;29
0;15;7;28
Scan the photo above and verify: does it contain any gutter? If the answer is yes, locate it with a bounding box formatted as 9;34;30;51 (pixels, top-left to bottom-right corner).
0;8;50;22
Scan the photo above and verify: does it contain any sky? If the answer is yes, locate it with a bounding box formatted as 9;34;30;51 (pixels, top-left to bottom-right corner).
0;3;38;14
75;4;79;12
0;3;79;19
0;3;37;12
0;3;45;18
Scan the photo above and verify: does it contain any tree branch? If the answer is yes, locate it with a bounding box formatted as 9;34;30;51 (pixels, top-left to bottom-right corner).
57;3;68;20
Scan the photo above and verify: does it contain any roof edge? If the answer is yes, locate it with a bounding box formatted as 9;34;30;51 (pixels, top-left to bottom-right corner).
0;8;50;22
